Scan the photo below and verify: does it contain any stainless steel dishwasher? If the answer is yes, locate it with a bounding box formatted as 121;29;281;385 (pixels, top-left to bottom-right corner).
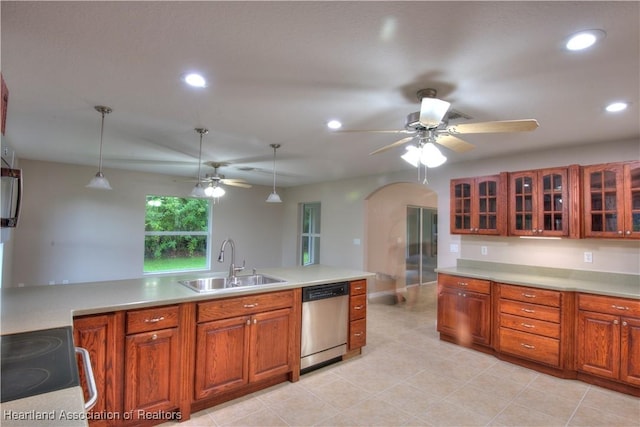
300;281;349;372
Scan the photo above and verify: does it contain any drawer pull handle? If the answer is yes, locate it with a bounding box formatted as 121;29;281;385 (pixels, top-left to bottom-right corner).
521;323;535;329
145;316;165;323
244;303;258;308
457;282;468;286
611;305;629;311
151;334;158;340
354;286;363;291
521;308;535;313
520;343;535;350
354;305;364;310
522;293;536;298
354;332;363;337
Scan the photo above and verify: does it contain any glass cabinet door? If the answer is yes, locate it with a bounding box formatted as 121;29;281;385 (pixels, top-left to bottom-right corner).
451;179;473;233
539;169;568;236
511;173;535;234
583;163;624;238
624;161;640;238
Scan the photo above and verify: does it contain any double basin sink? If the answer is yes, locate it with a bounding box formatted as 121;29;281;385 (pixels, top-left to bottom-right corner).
179;274;286;293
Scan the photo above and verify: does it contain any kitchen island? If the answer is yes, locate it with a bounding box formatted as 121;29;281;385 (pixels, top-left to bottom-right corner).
0;265;374;427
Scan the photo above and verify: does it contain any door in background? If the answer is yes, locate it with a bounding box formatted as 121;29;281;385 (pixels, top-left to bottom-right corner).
406;206;438;286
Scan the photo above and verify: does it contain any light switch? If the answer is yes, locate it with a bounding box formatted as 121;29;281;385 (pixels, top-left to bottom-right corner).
481;246;488;256
584;252;593;263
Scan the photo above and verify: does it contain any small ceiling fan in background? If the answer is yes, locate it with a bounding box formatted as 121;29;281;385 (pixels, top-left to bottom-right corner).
335;88;539;167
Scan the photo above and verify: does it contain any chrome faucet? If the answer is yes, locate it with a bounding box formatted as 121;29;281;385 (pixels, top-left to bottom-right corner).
217;238;244;282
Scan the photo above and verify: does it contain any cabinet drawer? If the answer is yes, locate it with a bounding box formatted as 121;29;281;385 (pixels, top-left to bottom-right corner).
126;305;179;334
438;274;491;294
349;318;366;350
578;293;640;317
500;299;560;323
198;290;293;323
500;284;561;307
350;294;367;321
499;328;560;367
500;313;560;339
350;279;367;296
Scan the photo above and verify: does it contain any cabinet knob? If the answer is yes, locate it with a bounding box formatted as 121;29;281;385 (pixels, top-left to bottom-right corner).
622;321;628;326
613;319;619;325
618;230;623;235
537;229;543;234
625;230;631;235
151;334;158;340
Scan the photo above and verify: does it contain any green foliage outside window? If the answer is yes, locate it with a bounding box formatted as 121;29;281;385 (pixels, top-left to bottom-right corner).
144;196;210;272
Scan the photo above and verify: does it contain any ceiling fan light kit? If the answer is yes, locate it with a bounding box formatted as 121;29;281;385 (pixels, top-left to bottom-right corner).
86;106;113;190
266;143;282;203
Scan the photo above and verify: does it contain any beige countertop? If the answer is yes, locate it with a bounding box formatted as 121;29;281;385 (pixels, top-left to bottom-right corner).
436;260;639;299
0;264;374;426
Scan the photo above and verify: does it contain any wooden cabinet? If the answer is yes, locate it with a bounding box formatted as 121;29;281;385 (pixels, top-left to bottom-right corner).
508;166;580;237
497;284;564;367
437;274;491;347
349;279;367;350
577;293;640;387
450;174;507;235
583;161;640;239
194;290;297;401
124;305;182;420
73;313;123;427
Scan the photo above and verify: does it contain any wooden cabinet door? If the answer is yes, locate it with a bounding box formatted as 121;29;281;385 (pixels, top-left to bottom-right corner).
437;287;460;338
583;163;625;238
451;175;504;235
620;317;640;386
459;291;491;346
622;161;640;239
577;310;620;380
249;308;293;383
509;171;537;235
124;327;180;416
73;314;122;427
194;316;250;400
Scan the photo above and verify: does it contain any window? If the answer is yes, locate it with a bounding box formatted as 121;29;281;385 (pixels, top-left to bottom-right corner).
300;202;321;266
144;195;210;273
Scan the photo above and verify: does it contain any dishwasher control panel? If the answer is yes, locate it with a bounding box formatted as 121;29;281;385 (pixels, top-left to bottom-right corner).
302;282;349;302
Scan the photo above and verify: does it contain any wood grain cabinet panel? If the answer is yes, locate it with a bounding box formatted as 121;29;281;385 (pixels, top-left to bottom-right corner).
450;174;507;235
583;161;640;239
348;280;367;350
437;274;491;347
577;293;640;388
73;313;123;427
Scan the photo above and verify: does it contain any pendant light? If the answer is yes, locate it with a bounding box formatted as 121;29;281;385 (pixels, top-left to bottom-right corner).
86;106;113;190
266;144;282;203
190;128;208;198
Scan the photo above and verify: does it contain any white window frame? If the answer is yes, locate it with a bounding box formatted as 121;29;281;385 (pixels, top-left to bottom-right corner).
300;202;321;266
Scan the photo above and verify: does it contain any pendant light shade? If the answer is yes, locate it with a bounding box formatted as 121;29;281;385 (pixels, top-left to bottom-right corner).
86;106;113;190
190;128;209;198
266;144;282;203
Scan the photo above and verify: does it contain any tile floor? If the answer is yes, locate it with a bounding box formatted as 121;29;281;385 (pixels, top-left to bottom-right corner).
165;284;640;427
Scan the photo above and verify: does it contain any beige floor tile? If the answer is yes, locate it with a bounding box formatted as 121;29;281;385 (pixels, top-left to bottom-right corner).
579;386;640;421
444;384;513;419
489;402;567;427
527;374;590;401
482;360;540;385
404;369;465;396
512;386;580;420
416;399;493;426
375;381;443;417
466;371;528;401
306;377;373;410
224;408;288;427
268;387;339;426
207;395;267;426
568;404;640;427
337;396;416;426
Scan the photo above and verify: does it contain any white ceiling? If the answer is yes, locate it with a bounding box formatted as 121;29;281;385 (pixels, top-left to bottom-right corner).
1;1;638;187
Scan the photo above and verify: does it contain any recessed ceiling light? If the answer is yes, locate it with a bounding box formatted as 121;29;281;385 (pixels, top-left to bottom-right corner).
327;120;342;130
605;102;628;113
565;29;606;51
184;73;207;88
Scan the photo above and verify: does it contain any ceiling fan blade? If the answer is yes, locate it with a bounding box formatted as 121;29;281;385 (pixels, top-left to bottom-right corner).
436;134;476;153
335;129;413;134
222;180;252;188
221;178;249;184
369;136;415;155
447;119;539;134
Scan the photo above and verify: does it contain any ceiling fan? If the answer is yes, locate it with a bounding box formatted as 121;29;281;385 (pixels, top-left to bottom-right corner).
336;88;539;166
200;162;252;189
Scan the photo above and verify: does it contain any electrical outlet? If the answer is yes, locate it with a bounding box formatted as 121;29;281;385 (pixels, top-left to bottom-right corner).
450;244;459;253
584;252;593;263
481;246;488;256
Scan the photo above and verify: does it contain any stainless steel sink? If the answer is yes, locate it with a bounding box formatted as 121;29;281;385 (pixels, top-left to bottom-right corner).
179;274;286;293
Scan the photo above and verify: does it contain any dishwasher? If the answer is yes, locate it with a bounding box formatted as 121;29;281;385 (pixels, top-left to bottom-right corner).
300;281;349;372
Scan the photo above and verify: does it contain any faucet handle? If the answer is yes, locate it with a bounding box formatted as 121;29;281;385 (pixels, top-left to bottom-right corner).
234;260;246;273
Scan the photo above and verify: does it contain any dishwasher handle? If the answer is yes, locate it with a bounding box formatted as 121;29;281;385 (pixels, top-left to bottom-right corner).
75;347;98;411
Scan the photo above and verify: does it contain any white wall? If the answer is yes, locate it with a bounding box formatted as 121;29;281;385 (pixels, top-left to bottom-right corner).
10;160;284;286
280;138;640;275
7;138;640;286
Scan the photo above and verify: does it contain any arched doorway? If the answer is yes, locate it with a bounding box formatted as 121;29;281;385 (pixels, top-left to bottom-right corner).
365;182;438;303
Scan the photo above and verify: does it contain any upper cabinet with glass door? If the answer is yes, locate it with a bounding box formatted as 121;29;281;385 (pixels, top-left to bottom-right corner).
508;166;580;238
450;173;507;235
583;161;640;239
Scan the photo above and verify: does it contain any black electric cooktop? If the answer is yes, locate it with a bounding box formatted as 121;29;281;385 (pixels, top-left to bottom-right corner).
1;326;79;403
